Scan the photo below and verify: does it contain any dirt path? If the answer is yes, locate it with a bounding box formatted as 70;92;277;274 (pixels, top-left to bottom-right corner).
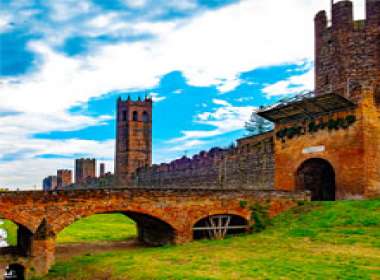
56;239;143;261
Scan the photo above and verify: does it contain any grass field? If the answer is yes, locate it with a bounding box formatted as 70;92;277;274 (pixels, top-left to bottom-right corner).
25;199;380;280
0;219;17;246
0;213;136;245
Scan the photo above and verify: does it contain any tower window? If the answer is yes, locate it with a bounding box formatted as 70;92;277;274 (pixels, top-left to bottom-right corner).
122;110;127;121
375;86;380;106
132;111;139;121
142;111;149;122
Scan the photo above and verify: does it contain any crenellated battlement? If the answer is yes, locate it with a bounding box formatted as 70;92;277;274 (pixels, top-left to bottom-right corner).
117;96;153;107
134;132;275;190
315;0;380;32
331;0;353;30
314;0;380;101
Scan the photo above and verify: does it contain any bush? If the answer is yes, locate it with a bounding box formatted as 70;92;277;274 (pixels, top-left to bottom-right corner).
250;203;272;232
239;200;248;208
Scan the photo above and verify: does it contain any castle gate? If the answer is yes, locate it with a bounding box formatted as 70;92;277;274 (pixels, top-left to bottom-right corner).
296;158;335;201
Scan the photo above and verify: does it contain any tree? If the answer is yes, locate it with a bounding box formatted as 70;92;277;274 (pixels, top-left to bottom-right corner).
245;112;273;136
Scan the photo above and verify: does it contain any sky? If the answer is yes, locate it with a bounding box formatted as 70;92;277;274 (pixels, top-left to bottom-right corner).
0;0;366;189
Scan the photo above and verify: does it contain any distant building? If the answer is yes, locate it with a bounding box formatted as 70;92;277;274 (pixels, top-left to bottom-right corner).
99;163;105;177
57;169;72;188
42;176;58;191
75;158;96;183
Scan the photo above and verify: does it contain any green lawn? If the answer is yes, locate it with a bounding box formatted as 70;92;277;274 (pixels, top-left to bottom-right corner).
0;213;136;245
32;199;380;280
0;219;17;246
56;214;136;243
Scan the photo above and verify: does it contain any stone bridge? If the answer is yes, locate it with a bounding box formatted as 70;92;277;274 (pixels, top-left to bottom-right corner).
0;188;308;277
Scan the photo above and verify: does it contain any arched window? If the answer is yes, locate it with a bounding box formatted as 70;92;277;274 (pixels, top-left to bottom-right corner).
375;86;380;106
121;110;127;121
132;111;138;121
142;111;149;122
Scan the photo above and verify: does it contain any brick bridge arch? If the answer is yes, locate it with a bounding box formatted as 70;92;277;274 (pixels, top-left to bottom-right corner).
0;188;308;277
52;207;181;247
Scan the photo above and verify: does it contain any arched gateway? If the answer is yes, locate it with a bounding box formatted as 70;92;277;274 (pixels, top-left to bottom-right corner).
296;158;335;201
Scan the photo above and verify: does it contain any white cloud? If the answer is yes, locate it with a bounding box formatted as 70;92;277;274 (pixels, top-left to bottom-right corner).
0;13;12;32
123;0;148;8
0;0;343;115
49;0;93;22
212;99;231;107
167;139;208;152
0;157;114;190
0;0;366;187
262;67;314;97
149;92;166;102
169;99;255;145
0;135;115;189
88;13;119;29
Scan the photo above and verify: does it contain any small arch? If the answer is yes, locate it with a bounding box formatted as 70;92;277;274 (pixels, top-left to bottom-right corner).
132;111;139;121
5;263;25;280
296;158;336;201
142;111;149;122
193;214;248;240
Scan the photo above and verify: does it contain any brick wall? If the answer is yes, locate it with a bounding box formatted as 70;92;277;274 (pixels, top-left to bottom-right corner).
315;0;380;101
134;132;275;190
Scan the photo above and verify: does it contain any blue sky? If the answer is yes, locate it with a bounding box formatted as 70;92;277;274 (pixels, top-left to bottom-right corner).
0;0;365;188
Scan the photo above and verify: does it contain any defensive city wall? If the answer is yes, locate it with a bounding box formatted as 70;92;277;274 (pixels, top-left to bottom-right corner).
134;132;274;190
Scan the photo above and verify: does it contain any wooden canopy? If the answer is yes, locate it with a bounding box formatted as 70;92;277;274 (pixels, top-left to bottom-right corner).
257;93;356;123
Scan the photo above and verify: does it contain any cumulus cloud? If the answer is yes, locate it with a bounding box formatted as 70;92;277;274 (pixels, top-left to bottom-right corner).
0;0;337;115
0;0;366;188
169;99;255;146
262;67;314;97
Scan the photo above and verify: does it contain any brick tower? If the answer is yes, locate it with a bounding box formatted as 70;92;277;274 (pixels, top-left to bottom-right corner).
115;96;152;183
315;0;380;103
312;0;380;197
75;158;96;183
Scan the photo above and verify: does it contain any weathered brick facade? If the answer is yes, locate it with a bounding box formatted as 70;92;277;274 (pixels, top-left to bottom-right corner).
315;0;380;101
273;0;380;199
135;132;274;190
115;97;152;183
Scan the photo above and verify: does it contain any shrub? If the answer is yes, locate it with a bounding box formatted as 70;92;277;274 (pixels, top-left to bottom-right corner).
250;203;272;232
239;200;248;208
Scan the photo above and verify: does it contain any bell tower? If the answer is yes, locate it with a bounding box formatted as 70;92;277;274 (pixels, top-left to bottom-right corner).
115;96;152;183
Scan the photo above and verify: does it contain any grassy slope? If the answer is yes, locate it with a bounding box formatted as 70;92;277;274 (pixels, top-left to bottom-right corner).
0;214;136;245
34;200;380;280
